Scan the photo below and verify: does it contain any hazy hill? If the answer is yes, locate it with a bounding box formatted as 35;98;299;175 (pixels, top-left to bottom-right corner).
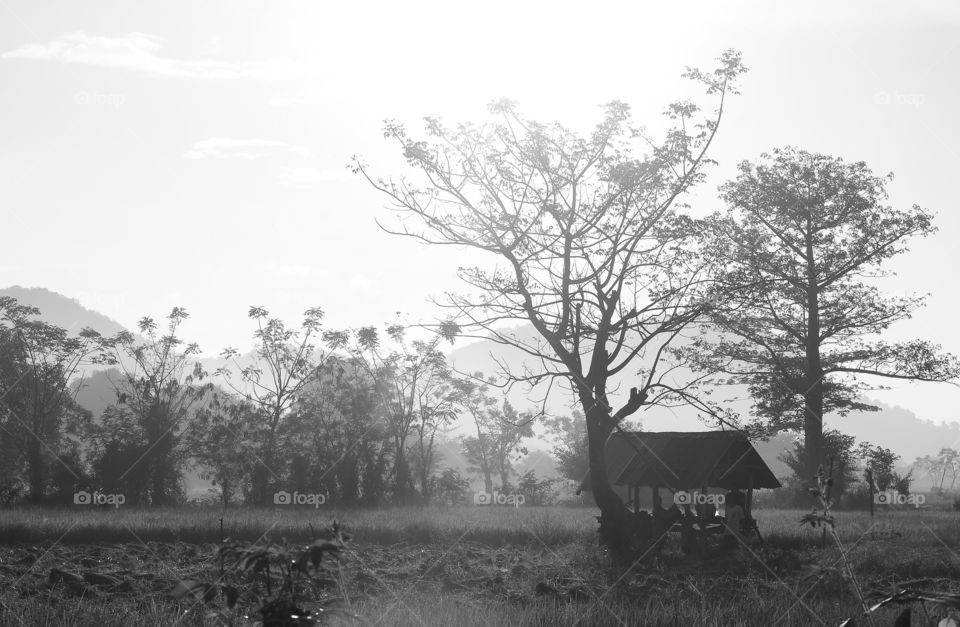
447;324;955;484
0;285;128;337
10;289;953;490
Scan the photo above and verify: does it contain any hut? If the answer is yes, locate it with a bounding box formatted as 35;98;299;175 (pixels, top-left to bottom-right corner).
578;431;780;524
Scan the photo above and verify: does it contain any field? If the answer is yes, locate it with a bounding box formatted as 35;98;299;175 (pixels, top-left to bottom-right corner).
2;505;960;626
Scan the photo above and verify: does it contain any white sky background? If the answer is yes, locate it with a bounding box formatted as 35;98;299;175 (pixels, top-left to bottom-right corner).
1;0;959;422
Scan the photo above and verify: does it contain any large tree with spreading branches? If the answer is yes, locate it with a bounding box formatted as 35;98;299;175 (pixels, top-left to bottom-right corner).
355;50;746;555
689;147;960;482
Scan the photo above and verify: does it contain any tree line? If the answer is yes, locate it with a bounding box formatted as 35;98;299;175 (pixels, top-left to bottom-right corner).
0;302;555;506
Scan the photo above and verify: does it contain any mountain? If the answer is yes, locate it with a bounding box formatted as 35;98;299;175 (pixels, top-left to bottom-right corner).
0;285;128;337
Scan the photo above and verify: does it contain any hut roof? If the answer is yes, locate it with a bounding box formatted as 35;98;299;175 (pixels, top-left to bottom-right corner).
578;431;781;492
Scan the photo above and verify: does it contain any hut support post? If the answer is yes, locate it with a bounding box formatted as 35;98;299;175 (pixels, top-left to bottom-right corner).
747;474;754;519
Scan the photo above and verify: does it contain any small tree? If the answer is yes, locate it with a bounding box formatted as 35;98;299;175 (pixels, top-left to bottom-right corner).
183;389;257;506
780;429;858;499
859;442;911;493
914;448;959;493
101;308;205;505
324;325;452;504
517;469;557;505
0;297;102;501
430;468;471;505
217;306;328;505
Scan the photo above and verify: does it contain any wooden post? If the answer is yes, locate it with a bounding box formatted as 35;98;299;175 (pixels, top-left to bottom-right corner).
866;469;875;518
746;473;754;519
632;485;639;514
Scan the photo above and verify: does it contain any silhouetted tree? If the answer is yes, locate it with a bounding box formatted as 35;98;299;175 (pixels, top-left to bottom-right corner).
691;148;960;481
101;307;206;505
217;306;328;505
0;296;102;501
356;51;746;554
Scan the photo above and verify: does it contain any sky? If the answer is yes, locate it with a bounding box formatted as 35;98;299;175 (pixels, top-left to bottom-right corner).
1;0;959;422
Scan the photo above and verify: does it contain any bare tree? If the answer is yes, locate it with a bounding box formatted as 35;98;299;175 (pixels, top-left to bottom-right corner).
355;50;746;554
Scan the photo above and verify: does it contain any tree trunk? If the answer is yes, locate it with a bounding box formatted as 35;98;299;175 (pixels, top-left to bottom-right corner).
26;438;45;502
393;444;412;503
804;232;824;482
584;400;639;560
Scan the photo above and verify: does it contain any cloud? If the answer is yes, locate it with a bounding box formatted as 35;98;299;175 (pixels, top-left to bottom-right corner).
2;31;307;80
275;166;356;187
184;138;312;160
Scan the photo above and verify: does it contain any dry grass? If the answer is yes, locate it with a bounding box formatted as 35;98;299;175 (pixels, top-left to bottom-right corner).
1;505;959;626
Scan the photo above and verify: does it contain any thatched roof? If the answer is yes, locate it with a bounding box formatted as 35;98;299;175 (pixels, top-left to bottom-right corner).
578;431;781;493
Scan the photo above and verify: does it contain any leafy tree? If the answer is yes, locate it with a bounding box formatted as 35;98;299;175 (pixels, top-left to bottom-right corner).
183;389;258;506
356;51;746;553
430;467;471;505
914;448;959;493
859;442;911;493
287;355;389;505
0;296;102;501
517;469;558;505
454;375;536;493
101;307;206;505
217;306;328;505
87;403;152;503
692;147;960;480
543;408;641;486
780;429;858;498
325;325;452;504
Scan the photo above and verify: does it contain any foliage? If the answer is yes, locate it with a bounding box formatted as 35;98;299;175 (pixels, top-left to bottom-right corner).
913;448;959;493
517;470;558;506
325;325;455;504
688;147;960;480
98;307;206;505
171;521;355;626
217;306;329;505
429;467;471;505
0;296;103;501
858;442;912;493
780;429;859;499
183;390;259;506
